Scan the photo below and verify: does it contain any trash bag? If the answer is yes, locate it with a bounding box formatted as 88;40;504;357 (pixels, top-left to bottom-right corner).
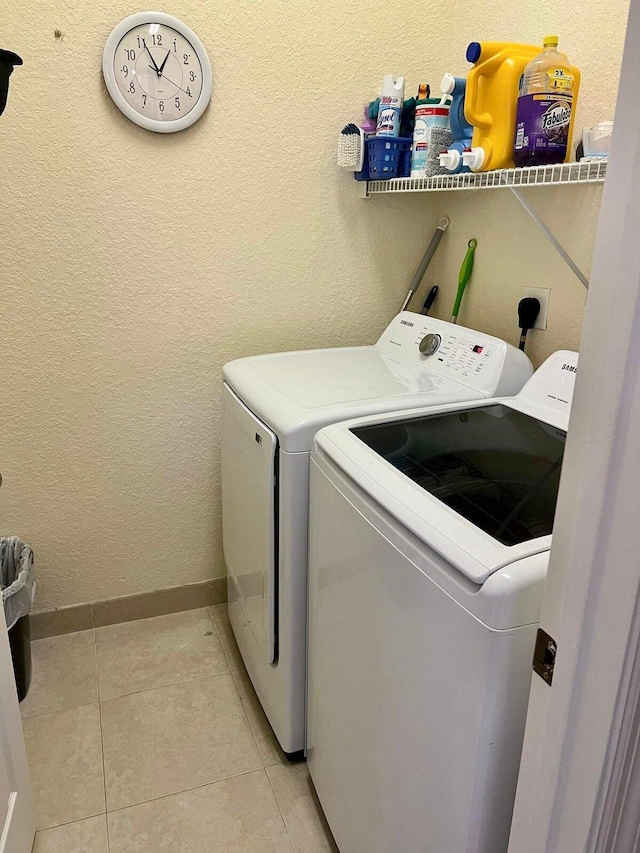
0;537;35;630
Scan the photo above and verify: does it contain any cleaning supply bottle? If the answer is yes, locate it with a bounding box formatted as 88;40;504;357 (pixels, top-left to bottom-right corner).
438;74;473;173
362;105;377;134
462;41;540;171
513;36;580;167
411;92;450;177
376;74;405;137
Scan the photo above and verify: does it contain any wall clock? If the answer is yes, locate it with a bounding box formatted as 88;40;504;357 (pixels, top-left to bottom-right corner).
102;12;212;133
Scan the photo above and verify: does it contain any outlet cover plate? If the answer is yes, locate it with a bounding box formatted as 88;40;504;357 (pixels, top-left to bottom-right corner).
522;286;551;331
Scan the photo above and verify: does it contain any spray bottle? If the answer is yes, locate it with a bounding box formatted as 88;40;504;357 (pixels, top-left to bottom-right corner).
376;74;406;137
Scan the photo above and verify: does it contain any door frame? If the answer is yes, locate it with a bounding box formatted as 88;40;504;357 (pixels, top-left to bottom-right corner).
0;600;36;852
507;3;640;850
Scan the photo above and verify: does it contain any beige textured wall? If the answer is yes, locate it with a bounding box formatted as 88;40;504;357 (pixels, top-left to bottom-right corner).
408;1;629;366
0;0;629;610
0;0;444;610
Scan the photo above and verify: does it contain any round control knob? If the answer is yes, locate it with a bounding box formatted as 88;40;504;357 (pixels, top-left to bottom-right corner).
419;333;441;356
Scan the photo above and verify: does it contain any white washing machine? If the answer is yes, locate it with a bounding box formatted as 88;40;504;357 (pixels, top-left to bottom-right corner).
221;312;533;756
307;350;578;853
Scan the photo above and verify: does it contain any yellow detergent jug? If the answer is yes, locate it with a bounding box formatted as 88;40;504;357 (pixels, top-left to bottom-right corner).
462;41;541;171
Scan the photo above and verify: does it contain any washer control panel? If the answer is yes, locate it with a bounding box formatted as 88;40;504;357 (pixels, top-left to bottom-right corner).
376;311;532;395
427;332;495;378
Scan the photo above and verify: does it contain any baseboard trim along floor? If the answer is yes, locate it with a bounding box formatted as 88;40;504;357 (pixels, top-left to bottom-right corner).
30;578;227;639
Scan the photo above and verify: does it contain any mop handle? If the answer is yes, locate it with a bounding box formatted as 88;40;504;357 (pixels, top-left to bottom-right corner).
401;217;450;311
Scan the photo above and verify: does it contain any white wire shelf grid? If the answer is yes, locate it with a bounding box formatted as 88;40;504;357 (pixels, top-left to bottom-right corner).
364;160;607;196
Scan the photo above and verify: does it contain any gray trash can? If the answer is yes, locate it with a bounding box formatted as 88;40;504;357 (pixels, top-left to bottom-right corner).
0;538;36;701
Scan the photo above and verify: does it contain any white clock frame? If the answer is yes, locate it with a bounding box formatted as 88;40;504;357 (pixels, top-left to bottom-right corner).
102;11;212;133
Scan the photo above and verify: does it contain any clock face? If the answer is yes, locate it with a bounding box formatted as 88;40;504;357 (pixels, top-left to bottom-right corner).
113;24;203;123
103;13;212;133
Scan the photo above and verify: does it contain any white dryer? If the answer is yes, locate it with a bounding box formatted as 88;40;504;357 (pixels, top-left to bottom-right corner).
221;312;533;756
306;350;578;853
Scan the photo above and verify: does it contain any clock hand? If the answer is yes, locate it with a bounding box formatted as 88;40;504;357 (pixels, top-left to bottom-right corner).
144;43;161;75
157;72;189;94
158;49;171;75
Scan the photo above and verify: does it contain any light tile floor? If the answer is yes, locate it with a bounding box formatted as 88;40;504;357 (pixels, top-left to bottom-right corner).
24;606;339;853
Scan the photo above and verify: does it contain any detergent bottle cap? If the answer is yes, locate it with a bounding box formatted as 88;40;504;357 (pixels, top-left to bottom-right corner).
439;149;461;171
543;34;559;48
466;42;482;64
441;73;456;96
462;147;486;170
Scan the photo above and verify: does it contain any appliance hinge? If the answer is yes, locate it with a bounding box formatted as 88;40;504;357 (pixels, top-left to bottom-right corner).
533;628;557;685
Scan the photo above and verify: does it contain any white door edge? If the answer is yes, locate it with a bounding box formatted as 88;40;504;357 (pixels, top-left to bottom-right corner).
507;3;639;850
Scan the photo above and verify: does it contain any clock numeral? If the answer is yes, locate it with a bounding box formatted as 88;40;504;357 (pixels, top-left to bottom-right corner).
173;39;177;53
175;97;180;111
122;64;129;77
159;100;165;113
183;53;190;65
129;81;135;94
125;49;135;61
142;94;147;107
189;71;196;82
186;86;192;98
152;33;163;46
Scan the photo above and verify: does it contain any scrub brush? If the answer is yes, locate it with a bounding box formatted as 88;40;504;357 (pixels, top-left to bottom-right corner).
338;123;365;171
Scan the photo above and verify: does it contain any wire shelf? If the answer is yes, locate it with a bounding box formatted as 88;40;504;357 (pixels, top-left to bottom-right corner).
364;160;607;195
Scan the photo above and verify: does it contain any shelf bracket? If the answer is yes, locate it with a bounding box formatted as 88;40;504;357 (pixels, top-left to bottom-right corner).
509;186;589;289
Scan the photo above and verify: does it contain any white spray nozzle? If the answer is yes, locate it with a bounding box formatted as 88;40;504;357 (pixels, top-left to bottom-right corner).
381;74;405;96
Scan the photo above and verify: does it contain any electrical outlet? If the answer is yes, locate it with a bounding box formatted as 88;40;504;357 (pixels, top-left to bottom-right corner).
522;286;551;331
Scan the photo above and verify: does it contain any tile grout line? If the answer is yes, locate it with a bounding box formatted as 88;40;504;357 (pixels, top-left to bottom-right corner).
209;605;268;771
215;606;288;770
229;668;268;771
211;600;299;851
208;604;235;672
93;629;111;853
36;808;107;835
265;765;298;853
105;767;265;817
22;697;99;721
176;792;185;853
96;668;232;706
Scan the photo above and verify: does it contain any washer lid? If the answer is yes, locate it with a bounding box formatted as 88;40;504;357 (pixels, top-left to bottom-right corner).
224;347;482;452
314;380;573;585
222;313;532;453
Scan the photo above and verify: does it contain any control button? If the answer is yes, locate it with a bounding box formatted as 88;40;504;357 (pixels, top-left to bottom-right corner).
419;333;441;356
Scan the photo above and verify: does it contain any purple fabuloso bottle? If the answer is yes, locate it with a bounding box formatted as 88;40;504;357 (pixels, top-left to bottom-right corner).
513;36;580;168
